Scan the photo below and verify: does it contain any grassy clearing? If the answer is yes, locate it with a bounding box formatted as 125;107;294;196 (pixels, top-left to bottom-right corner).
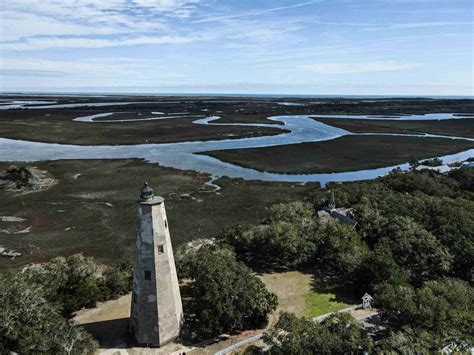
259;271;355;320
259;271;312;318
201;135;474;174
304;292;352;318
0;159;317;269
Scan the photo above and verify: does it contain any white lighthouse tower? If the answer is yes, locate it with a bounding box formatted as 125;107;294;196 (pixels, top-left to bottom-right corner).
130;182;183;347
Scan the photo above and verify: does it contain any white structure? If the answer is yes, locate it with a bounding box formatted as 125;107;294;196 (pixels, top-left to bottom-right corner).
362;293;373;309
415;164;452;174
440;341;474;354
130;182;183;347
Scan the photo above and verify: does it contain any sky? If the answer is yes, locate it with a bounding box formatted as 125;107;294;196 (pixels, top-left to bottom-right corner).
0;0;473;96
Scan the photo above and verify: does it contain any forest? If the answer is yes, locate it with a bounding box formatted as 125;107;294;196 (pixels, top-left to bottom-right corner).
213;164;474;352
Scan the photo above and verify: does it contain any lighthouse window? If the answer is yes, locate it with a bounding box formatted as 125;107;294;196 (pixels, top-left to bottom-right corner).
144;271;151;280
164;219;168;229
158;244;164;253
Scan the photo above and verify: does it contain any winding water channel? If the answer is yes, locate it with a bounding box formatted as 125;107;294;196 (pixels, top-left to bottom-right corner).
0;101;473;186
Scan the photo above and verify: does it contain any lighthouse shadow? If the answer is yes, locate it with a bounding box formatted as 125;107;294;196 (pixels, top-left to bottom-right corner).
79;317;131;349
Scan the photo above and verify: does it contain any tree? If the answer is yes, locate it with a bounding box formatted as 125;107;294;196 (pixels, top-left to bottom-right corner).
98;267;131;300
313;221;368;278
25;254;101;315
353;197;388;247
383;170;457;197
265;201;315;224
246;221;317;268
262;312;372;354
354;243;409;293
0;271;97;354
376;279;474;350
180;245;278;339
421;158;443;167
23;254;131;315
378;327;438;353
377;216;452;284
1;165;33;189
449;167;474;192
428;198;474;280
217;202;319;268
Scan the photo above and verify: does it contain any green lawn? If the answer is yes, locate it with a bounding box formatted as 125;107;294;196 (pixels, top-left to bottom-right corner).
304;291;353;318
259;271;355;319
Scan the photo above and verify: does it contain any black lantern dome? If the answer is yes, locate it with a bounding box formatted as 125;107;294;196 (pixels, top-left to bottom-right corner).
140;182;154;201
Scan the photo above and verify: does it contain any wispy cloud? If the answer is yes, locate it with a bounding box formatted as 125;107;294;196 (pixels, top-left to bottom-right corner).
372;21;473;30
0;0;472;95
0;56;187;89
0;69;65;78
311;19;473;30
193;0;321;23
303;61;419;74
2;34;210;51
0;0;204;41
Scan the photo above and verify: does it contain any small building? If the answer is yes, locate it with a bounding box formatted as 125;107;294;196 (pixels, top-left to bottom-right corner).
362;293;373;309
440;341;473;354
317;191;357;228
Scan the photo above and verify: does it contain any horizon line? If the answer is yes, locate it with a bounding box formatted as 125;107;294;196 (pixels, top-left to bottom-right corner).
1;91;473;99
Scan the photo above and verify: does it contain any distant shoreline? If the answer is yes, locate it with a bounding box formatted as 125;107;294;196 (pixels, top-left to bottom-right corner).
1;92;473;100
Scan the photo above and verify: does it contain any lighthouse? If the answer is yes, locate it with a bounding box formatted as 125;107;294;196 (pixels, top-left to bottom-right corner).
130;182;183;347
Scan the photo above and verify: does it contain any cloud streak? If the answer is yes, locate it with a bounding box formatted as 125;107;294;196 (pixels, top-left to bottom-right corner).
303;61;419;74
0;0;203;41
2;35;210;51
311;19;473;30
193;0;321;23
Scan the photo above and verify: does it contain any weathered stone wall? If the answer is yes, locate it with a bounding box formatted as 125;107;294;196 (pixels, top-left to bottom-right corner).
130;196;183;347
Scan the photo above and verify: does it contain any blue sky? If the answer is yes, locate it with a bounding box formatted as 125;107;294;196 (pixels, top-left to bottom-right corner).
0;0;472;95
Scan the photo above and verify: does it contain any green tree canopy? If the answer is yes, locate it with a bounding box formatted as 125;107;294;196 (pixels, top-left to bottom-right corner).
0;271;97;354
217;202;319;268
179;245;278;339
376;216;452;284
376;278;474;350
263;312;372;354
23;254;131;315
312;221;368;277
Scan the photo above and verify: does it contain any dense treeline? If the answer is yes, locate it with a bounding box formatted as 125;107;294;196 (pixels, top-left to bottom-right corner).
0;254;131;354
217;167;474;352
